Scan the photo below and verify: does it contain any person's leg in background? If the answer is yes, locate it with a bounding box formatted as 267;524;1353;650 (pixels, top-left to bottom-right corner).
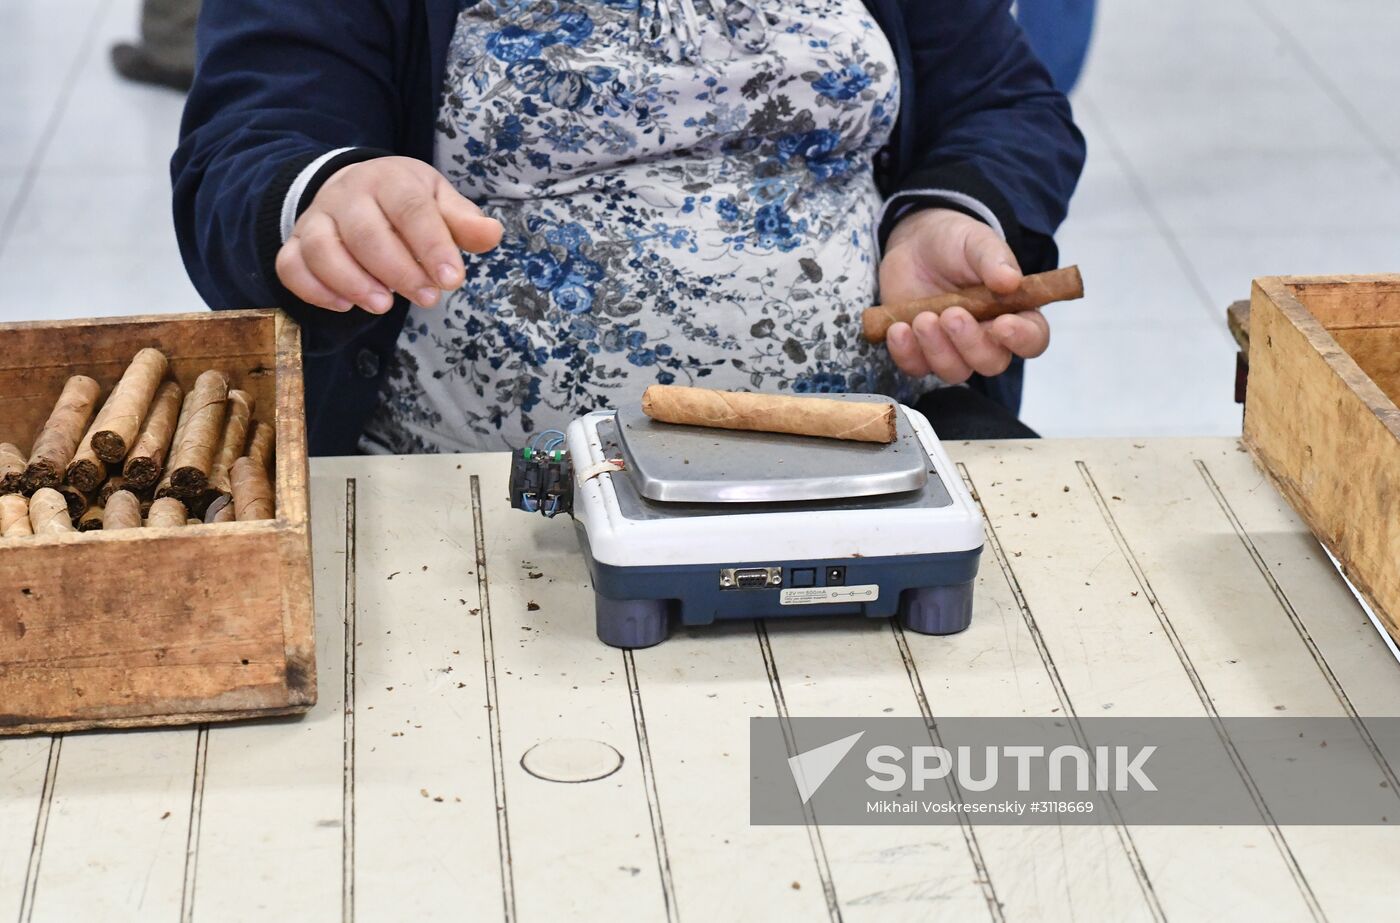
1016;0;1096;94
111;0;200;92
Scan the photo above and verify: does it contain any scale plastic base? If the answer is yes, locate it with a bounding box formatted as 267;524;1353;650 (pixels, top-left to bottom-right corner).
593;581;975;649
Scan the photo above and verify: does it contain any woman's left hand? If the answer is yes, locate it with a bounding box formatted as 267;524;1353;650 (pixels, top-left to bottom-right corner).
877;207;1050;382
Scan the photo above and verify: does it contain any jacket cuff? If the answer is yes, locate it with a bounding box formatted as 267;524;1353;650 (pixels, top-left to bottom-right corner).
253;146;393;306
876;162;1026;262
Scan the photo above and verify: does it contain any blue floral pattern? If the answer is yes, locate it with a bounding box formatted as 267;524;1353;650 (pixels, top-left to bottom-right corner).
364;0;908;453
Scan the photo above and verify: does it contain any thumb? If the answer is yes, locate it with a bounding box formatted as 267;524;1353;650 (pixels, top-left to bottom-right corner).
963;223;1022;295
436;182;504;254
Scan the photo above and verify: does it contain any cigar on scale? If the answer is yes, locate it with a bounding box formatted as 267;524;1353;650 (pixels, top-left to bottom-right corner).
24;375;101;491
246;420;276;475
103;490;143;531
641;384;896;444
123;379;184;490
230;455;275;520
861;265;1085;344
157;370;229;499
205;389;256;498
0;494;32;538
77;506;105;532
0;443;26;494
147;496;189;529
90;348;169;463
29;488;75;535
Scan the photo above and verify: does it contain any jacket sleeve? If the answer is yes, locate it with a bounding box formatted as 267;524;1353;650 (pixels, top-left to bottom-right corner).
878;0;1085;272
170;0;403;325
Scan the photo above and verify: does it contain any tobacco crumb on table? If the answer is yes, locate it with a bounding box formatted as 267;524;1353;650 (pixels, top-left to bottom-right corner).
526;601;540;611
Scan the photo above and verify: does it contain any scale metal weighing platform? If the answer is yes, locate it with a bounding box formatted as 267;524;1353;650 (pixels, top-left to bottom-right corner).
512;395;985;648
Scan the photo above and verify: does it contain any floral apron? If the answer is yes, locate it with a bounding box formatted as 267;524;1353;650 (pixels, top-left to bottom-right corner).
363;0;908;453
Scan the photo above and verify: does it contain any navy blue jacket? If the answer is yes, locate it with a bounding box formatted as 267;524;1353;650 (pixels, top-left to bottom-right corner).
173;0;1084;455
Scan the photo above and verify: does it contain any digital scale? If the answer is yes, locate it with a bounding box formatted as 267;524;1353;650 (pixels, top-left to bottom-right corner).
510;395;985;648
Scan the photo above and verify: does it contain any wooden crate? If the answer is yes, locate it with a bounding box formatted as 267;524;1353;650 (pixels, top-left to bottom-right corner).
0;310;315;734
1244;275;1400;643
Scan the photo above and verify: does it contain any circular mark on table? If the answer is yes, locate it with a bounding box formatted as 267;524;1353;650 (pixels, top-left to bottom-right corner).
521;738;624;783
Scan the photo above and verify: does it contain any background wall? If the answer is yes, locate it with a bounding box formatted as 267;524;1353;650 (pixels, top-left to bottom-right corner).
0;0;1396;438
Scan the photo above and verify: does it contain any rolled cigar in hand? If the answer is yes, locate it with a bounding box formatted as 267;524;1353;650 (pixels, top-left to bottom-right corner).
90;348;169;463
231;456;275;520
0;494;32;538
246;421;275;475
29;488;75;535
103;490;143;530
0;443;25;494
862;265;1084;343
157;370;228;499
641;385;896;444
147;496;189;529
24;375;101;490
123;380;183;489
206;389;255;497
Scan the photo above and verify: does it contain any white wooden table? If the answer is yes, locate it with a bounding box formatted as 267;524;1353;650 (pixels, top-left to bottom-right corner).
3;438;1398;922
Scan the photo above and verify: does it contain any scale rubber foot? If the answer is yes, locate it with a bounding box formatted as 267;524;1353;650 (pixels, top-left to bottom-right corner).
898;583;974;636
596;597;671;648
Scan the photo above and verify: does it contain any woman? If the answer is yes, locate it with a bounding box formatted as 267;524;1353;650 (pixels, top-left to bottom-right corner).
173;0;1084;455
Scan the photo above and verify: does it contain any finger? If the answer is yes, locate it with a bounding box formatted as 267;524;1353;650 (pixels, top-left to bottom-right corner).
336;202;440;307
912;310;973;383
884;322;931;377
275;239;352;312
989;309;1051;358
296;215;394;314
437;181;504;255
378;181;465;291
963;225;1022;295
941;306;1013;377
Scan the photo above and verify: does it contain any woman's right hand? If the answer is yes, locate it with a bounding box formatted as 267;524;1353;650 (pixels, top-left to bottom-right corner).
275;156;504;314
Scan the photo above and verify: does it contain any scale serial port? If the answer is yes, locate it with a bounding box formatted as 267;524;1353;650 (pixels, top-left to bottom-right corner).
719;567;783;590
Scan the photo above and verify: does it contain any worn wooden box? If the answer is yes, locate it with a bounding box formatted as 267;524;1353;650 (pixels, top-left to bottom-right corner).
0;310;315;734
1244;276;1400;643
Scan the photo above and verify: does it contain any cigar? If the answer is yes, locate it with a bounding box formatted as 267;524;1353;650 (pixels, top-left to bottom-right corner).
231;456;275;520
77;506;105;532
158;370;229;499
123;380;183;490
103;490;143;530
67;385;124;493
206;390;255;497
204;493;235;524
97;475;147;507
0;494;32;538
147;496;189;529
24;375;101;490
862;265;1084;343
89;348;169;463
55;484;89;521
29;488;75;535
0;443;25;494
640;385;897;444
246;421;276;475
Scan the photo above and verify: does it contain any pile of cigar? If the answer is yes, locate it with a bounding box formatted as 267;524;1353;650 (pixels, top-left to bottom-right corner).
0;348;276;539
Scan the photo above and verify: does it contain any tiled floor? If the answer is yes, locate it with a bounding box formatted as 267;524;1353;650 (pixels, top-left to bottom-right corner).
1;0;1396;438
